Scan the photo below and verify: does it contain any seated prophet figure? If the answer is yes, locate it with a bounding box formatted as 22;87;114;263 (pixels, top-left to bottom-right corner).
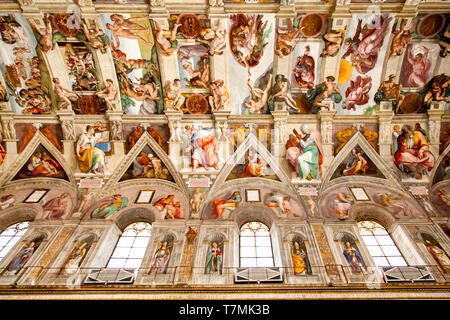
91;194;128;219
76;125;108;174
394;124;434;179
285;124;323;180
186;126;220;171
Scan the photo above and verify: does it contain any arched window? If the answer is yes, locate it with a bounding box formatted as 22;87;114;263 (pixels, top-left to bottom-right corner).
357;220;407;267
0;222;31;262
107;222;152;269
239;221;274;268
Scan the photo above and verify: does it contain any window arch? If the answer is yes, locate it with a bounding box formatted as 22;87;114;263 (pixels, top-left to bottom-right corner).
357;220;407;267
239;221;274;267
107;222;152;269
0;221;31;262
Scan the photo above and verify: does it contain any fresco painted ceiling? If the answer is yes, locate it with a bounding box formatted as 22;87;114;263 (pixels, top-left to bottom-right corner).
0;0;449;222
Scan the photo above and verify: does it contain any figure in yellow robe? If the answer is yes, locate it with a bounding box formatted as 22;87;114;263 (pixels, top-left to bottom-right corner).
291;241;312;275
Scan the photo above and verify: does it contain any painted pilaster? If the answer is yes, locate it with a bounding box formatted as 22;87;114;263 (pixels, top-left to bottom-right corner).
165;109;183;170
378;101;395;164
427;101;446;158
318;107;336;174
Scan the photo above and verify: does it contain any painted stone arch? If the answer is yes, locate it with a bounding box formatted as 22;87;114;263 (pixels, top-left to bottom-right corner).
74;232;98;245
333;230;358;243
103;131;187;193
86;179;190;221
234;205;275;230
0;180;77;220
349;203;396;229
318;181;427;220
201;178;308;220
210;132;293;192
430;143;450;187
428;181;450;217
418;231;439;243
114;207;156;231
205;231;227;243
320;131;402;193
0;206;39;232
156;231;177;244
0;131;75;185
286;231;308;243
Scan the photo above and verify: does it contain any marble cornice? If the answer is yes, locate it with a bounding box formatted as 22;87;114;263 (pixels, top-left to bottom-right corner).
1;1;450;14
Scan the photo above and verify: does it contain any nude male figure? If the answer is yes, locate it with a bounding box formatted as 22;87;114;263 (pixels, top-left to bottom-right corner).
389;19;413;59
377;74;404;113
30;13;53;53
164;79;185;110
153;20;181;55
275;19;303;57
133;79;160;100
312;76;340;110
53;78;79;110
320;29;346;57
269;74;298;110
243;69;273;114
80;20;107;54
183;58;210;88
96;79;119;111
198;27;226;55
106;14;152;48
208;80;229;111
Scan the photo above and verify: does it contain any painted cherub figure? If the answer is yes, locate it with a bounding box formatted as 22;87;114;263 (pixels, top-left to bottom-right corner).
190;188;204;214
53;78;79;110
153;20;181;56
77;189;94;214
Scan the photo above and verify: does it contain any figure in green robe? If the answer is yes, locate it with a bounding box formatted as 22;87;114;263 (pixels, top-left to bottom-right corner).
91;194;128;219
